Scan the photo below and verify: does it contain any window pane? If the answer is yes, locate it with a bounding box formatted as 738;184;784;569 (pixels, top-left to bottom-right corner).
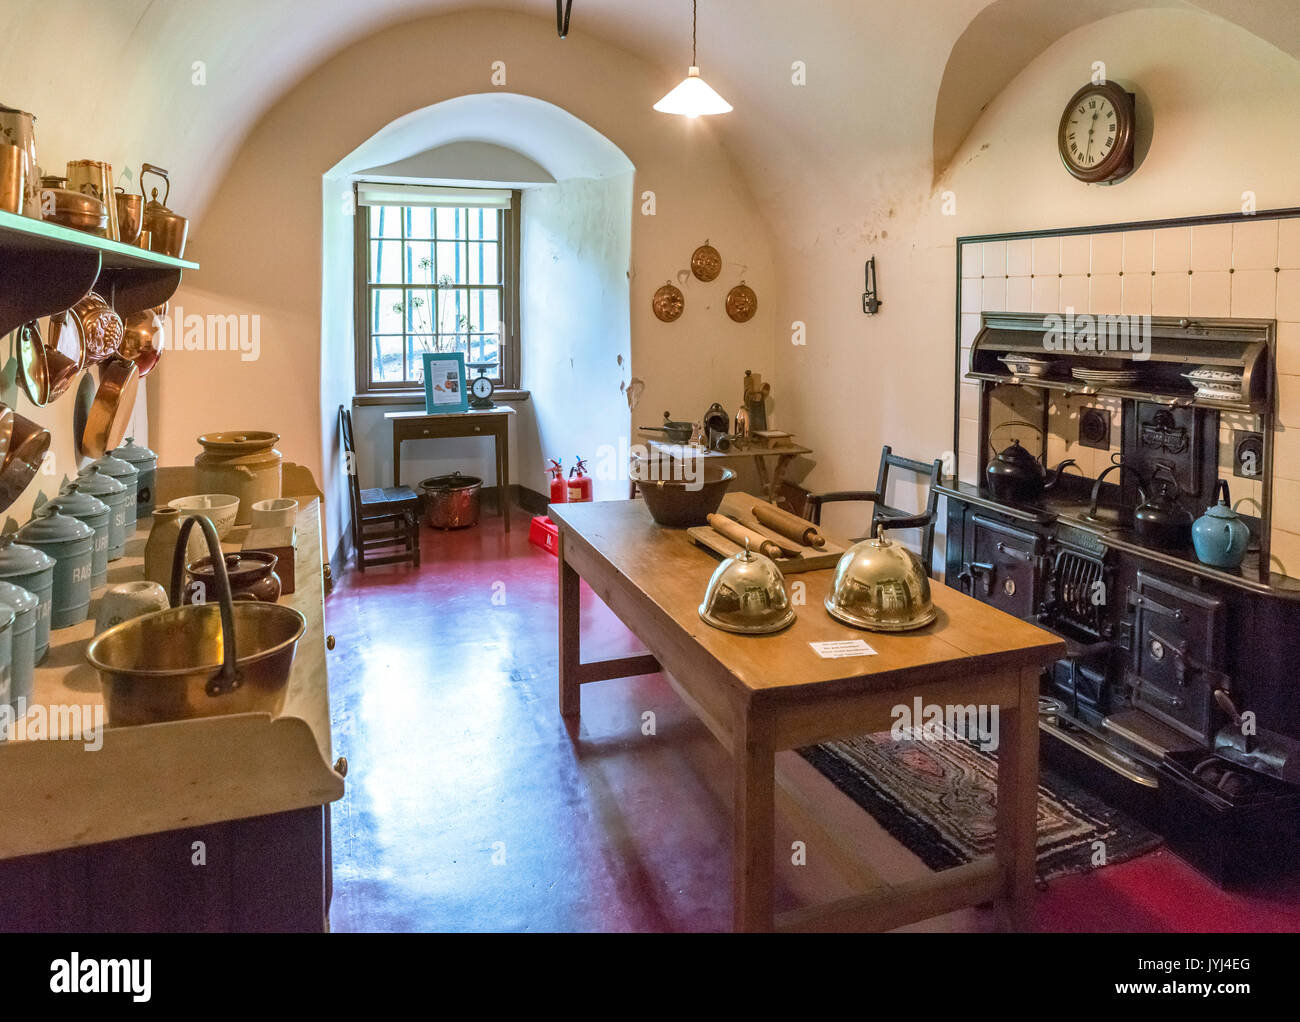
405;242;434;285
472;290;501;336
405;207;434;239
437;241;467;283
407;335;435;380
435;334;470;356
435;206;460;238
468;334;500;366
372;288;405;334
405;288;435;333
372;335;405;382
371;206;402;239
370;241;403;284
467;242;499;284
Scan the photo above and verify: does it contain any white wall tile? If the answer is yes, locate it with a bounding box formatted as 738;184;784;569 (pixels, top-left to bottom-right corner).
960;382;979;423
1189;270;1231;317
1270;528;1300;580
1006;275;1031;311
1032;275;1060;313
1278;374;1300;430
1278;270;1300;322
1279;219;1300;269
1273;423;1300;481
1123;230;1154;274
1007;238;1031;276
961;280;982;314
982;275;1006;312
1121;271;1152;315
1192;223;1233;271
1274;478;1300;534
1060;274;1088;312
1151;272;1190;317
1230;268;1277;318
1277;321;1300;376
1091;232;1123;274
983;240;1007;278
960;312;981;348
961;243;982;279
1089;272;1122;313
1061;234;1090;276
1233;219;1279;270
1032;236;1061;277
1152;226;1191;272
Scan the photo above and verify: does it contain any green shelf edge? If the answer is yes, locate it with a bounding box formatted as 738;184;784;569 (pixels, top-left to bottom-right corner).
0;209;198;271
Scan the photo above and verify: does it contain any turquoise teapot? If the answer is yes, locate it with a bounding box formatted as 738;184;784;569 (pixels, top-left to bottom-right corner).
1192;480;1250;569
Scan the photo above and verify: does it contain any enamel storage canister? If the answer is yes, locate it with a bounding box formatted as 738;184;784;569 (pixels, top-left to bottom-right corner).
0;602;14;728
75;466;128;561
0;537;54;661
47;486;111;590
112;437;158;517
92;453;139;530
17;508;95;630
0;580;38;710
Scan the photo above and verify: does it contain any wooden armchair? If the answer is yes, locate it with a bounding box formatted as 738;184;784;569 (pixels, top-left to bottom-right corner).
339;405;421;572
805;445;943;576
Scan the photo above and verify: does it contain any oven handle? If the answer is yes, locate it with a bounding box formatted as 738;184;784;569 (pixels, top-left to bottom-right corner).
1146;627;1230;690
957;561;995;597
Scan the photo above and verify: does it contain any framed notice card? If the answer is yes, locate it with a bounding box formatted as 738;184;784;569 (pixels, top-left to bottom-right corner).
421;351;469;414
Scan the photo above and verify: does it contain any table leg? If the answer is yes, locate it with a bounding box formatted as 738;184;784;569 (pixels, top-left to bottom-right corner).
557;533;581;719
754;457;772;501
768;454;794;505
994;666;1040;932
498;423;510;532
392;429;403;488
732;702;775;932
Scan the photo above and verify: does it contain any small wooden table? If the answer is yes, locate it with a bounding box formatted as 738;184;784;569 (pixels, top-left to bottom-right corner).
385;406;513;531
636;438;812;504
550;498;1064;932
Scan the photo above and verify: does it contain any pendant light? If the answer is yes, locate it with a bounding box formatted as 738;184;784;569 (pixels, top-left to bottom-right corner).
653;0;732;117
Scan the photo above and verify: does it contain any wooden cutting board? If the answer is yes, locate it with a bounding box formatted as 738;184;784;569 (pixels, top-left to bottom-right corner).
688;492;847;573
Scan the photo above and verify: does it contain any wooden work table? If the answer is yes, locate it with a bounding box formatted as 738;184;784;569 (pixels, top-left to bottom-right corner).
549;497;1065;933
637;438;811;505
0;492;343;931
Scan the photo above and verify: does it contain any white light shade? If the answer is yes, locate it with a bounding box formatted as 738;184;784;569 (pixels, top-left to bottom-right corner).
653;67;733;117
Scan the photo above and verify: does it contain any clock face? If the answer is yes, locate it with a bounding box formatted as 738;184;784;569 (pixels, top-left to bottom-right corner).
471;376;495;399
1058;81;1135;183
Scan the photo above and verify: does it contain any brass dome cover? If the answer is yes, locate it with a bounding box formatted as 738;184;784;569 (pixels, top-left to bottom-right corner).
824;528;936;632
698;542;795;635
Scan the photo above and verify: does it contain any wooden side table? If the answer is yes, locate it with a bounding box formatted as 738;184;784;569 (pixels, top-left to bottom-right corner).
384;407;513;531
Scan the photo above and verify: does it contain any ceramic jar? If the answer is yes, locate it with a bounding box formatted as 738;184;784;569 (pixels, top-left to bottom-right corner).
94;580;169;635
92;454;139;530
143;507;204;589
112;437;158;517
0;581;37;711
0;104;38;217
0;537;54;661
195;431;282;526
0;603;13;728
184;551;281;604
17;507;95;629
75;466;128;561
47;487;111;590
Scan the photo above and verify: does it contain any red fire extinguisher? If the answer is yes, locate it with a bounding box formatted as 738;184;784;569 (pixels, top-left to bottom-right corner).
547;459;567;506
568;457;593;503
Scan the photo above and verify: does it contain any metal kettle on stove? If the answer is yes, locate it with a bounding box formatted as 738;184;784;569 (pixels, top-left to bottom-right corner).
985;421;1078;505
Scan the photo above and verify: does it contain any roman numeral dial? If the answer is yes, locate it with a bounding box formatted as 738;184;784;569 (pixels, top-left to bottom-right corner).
1057;81;1136;183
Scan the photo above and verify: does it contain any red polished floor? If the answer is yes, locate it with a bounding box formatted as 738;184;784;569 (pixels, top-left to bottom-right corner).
325;508;1300;932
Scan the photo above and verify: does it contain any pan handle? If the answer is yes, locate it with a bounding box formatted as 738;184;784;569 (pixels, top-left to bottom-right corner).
169;514;240;697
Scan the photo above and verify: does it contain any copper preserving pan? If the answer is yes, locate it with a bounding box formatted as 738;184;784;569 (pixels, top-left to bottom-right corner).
17;319;81;406
81;357;139;460
0;410;51;512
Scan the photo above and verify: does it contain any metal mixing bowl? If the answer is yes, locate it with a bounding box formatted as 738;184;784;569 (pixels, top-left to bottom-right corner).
698;543;796;634
87;601;306;727
824;528;936;632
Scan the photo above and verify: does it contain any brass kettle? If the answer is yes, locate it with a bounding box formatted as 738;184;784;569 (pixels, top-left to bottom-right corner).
140;163;189;258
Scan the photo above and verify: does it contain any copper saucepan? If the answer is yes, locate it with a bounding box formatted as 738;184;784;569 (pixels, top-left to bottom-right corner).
81;356;140;460
0;408;51;512
17;319;82;406
118;303;166;376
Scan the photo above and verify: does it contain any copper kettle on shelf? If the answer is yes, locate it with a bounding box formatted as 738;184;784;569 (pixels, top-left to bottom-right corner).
140;163;188;257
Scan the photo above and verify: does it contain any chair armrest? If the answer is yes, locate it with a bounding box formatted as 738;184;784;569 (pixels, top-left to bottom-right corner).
876;511;933;532
804;490;881;525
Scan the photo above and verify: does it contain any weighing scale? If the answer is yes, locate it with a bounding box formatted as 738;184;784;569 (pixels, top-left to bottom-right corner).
467;362;498;409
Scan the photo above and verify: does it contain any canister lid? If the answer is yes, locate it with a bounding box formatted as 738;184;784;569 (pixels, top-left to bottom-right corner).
0;534;55;574
112;437;158;464
0;601;15;634
75;464;126;496
48;485;110;520
17;505;95;544
93;454;138;480
0;579;39;614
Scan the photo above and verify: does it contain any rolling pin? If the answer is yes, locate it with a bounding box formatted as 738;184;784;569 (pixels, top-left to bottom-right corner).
751;503;827;548
706;514;801;560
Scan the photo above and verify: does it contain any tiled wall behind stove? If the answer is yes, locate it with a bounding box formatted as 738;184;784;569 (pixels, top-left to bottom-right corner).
959;217;1300;578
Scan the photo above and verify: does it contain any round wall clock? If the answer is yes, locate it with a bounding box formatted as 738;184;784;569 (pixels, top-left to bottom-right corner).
1057;80;1136;184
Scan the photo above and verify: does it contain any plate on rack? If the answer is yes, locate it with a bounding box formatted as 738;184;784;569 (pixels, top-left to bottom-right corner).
1071;367;1141;387
998;353;1055;377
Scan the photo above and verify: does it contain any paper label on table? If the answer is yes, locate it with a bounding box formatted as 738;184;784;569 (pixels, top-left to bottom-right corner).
809;639;877;659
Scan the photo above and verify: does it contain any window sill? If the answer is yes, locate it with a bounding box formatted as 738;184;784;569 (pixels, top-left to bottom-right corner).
352;389;530;407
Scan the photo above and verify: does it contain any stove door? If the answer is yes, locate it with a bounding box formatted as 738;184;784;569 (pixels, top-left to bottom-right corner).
1127;570;1226;743
965;514;1044;620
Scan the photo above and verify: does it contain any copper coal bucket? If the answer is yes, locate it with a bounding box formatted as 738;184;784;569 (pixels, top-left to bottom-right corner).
418;472;482;529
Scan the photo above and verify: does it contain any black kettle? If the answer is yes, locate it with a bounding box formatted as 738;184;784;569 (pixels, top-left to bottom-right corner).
1134;465;1194;549
986;422;1078;505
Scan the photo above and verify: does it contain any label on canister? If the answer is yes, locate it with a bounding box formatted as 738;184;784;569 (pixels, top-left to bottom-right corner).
50;548;94;630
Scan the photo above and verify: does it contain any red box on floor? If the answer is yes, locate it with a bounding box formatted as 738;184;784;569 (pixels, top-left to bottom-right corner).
529;515;559;556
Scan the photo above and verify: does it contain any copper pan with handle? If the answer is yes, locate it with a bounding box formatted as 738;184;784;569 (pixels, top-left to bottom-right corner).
0;406;51;512
80;357;139;460
17;318;82;406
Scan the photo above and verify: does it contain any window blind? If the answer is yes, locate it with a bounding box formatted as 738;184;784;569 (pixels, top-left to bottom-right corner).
355;182;512;209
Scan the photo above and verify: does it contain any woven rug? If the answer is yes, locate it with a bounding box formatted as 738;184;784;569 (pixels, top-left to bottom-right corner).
799;732;1160;880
